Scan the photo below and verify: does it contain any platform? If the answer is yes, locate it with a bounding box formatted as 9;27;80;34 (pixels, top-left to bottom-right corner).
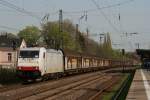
126;69;150;100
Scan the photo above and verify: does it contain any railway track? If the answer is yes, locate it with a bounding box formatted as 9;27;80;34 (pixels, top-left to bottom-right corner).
0;73;121;100
0;67;132;100
48;74;120;100
0;71;102;92
88;76;120;100
45;76;117;100
0;84;23;93
0;67;124;92
0;71;105;99
22;74;110;100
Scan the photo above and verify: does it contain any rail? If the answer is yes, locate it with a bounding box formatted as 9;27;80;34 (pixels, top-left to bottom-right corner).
88;78;117;100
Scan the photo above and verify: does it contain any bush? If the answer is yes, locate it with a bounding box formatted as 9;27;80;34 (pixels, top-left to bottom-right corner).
0;67;20;84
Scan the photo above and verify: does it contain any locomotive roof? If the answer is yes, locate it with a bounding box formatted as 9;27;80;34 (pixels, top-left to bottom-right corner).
20;47;42;51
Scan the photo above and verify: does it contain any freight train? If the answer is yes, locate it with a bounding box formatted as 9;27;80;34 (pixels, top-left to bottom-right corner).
16;47;133;81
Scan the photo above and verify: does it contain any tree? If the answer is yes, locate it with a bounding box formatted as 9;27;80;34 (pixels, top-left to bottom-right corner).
41;21;76;50
0;32;19;48
102;33;113;57
18;26;40;46
63;19;76;36
106;33;112;49
77;32;86;52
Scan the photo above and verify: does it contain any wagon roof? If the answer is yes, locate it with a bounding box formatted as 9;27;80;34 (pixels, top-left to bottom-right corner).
63;49;81;57
20;47;41;51
63;49;104;59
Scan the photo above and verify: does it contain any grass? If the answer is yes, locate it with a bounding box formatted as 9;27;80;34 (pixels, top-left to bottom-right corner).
115;71;135;100
102;70;135;100
0;67;20;84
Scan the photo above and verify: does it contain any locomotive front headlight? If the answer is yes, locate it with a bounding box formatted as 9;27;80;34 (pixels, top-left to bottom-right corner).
17;67;21;70
35;67;39;70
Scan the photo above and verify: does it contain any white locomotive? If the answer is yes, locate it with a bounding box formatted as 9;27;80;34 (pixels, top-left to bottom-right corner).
17;47;64;80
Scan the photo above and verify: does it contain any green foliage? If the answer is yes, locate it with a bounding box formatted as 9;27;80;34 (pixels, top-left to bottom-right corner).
16;20;129;59
0;67;20;84
6;33;18;39
18;26;40;46
41;21;76;50
62;31;76;50
85;38;99;55
102;74;130;100
77;32;86;52
63;19;76;35
112;50;122;59
101;33;113;57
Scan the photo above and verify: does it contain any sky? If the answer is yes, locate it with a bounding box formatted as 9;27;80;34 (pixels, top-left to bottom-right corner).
0;0;150;51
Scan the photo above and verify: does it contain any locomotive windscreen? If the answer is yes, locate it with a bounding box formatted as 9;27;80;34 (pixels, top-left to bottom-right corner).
19;50;39;58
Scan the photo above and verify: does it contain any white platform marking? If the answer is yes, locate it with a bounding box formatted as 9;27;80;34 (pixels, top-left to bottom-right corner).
141;69;150;100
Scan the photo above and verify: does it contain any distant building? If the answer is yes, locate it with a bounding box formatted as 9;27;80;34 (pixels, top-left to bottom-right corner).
0;33;26;68
0;47;17;68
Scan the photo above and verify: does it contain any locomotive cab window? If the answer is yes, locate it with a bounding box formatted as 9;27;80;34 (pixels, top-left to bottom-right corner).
19;51;39;58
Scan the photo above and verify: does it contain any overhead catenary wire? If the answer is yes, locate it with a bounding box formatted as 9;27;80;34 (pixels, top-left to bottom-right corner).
0;25;19;31
0;0;41;20
0;0;135;33
91;0;120;33
63;0;134;14
0;0;134;22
